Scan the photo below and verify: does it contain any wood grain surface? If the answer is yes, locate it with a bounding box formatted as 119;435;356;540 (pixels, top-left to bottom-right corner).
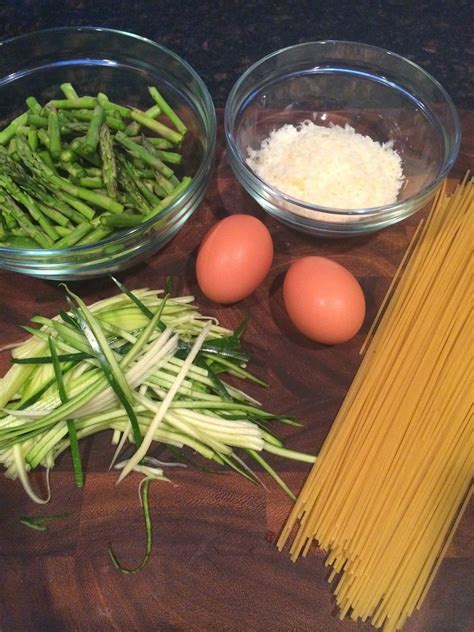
0;111;472;632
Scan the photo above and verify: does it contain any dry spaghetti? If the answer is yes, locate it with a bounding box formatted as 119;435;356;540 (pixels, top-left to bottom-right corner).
277;175;473;632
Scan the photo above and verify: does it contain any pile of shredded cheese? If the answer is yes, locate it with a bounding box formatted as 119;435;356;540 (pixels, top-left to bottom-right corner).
246;121;404;209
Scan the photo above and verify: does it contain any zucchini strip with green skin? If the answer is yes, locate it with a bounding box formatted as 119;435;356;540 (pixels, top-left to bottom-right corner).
108;477;155;574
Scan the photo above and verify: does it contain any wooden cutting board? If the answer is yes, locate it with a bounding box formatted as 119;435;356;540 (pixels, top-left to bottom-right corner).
0;111;472;632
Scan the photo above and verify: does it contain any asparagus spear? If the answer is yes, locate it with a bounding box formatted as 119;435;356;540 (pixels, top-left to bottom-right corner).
27;114;48;129
100;213;144;228
115;132;174;179
59;161;87;181
69;109;127;132
0;113;29;145
147;177;192;218
148;86;187;135
69;138;101;166
26;96;42;114
35;201;72;227
50;97;98;110
144;104;161;119
84;105;105;155
78;176;103;189
52;222;94;248
28;129;38;151
54;190;97;220
99;123;117;198
97;93;131;119
60;122;90;136
78;225;113;245
119;156;162;208
129;110;183;145
54;225;74;237
47;107;61;160
116;156;152;214
60;83;79;100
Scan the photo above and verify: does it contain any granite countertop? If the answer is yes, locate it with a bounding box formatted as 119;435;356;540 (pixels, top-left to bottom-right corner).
0;0;472;110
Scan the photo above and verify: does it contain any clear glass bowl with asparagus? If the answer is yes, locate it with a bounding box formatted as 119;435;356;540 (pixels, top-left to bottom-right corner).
0;27;216;279
0;83;194;249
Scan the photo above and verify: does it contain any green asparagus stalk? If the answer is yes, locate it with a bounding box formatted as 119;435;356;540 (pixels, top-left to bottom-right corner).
148;86;187;135
84;105;105;155
97;93;131;119
59;161;87;181
100;213;144;228
47;107;61;160
35;201;71;227
115;132;174;179
128;136;174;150
124;121;140;137
69;139;101;166
99;123;117;198
27;114;48;129
147;177;192;218
144;104;161;119
154;171;175;195
77;225;113;245
39;151;59;174
60;83;79;100
26;96;42;115
50;97;98;110
85;167;102;177
28;129;38;151
130;110;183;145
78;176;103;189
54;225;74;237
0;113;28;145
146;138;174;149
69;109;127;132
154;149;182;165
116;155;152;214
54;191;96;221
52;222;94;248
119;157;162;207
60;122;90;136
37;129;50;151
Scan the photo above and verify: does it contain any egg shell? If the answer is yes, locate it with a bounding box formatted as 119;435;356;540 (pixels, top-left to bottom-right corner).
283;256;366;345
196;214;273;304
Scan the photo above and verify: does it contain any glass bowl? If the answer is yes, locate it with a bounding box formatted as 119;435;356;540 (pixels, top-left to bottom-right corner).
0;27;216;279
224;41;461;237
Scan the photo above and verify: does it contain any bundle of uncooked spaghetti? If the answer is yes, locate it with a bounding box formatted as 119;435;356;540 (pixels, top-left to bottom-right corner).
277;175;473;632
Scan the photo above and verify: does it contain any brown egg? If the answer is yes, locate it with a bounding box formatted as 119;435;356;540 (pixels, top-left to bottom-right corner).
196;214;273;304
283;256;366;344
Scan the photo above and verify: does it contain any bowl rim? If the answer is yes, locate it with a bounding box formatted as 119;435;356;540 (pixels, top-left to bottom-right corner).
224;39;462;218
0;26;216;256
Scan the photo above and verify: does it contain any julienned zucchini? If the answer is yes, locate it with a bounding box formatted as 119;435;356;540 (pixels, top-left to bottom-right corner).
0;283;315;504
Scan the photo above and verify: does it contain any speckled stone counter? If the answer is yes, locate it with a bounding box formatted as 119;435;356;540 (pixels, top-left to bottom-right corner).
0;0;472;109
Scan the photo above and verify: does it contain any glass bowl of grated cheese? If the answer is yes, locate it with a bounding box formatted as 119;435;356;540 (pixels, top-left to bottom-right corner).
224;41;461;236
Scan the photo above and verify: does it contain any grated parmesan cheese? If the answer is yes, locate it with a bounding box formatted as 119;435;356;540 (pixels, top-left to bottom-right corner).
246;121;404;209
